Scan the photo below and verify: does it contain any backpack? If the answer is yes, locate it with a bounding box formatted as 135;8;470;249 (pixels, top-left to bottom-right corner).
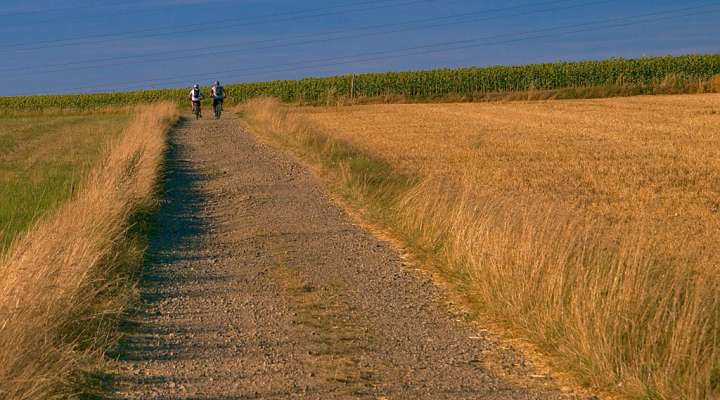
214;86;224;98
192;88;200;100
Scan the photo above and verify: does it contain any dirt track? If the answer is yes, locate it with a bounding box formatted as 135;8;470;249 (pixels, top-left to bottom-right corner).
113;115;590;399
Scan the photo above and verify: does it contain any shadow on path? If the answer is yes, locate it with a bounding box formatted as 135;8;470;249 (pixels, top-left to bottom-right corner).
112;118;208;374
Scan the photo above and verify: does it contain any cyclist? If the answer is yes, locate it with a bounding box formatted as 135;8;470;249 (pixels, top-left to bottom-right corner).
211;81;225;118
189;84;203;118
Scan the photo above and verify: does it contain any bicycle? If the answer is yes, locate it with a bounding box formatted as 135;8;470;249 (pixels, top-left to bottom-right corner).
192;101;202;120
213;99;223;119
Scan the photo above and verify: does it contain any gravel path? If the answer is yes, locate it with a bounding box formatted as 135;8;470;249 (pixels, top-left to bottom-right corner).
113;115;590;399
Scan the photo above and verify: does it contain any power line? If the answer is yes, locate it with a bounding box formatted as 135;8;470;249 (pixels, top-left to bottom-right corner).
1;0;578;72
26;7;711;95
36;3;717;95
0;0;239;27
0;0;128;18
2;0;428;51
158;6;720;86
2;0;612;77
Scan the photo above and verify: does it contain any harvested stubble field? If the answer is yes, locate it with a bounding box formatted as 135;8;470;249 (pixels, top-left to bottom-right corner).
0;111;131;251
298;95;720;267
242;94;720;399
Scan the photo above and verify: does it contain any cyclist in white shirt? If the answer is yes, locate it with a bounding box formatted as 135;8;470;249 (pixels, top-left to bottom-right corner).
189;84;203;118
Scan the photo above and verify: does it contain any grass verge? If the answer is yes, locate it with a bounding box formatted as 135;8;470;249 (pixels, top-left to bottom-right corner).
0;103;179;399
238;98;719;400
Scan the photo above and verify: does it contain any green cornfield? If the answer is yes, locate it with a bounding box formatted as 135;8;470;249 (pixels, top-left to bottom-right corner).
2;54;719;110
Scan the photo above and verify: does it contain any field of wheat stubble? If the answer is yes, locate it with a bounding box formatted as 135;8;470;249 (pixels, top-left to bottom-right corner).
242;94;720;399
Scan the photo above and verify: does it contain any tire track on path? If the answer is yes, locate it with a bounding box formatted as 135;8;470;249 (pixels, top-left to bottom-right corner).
113;115;590;399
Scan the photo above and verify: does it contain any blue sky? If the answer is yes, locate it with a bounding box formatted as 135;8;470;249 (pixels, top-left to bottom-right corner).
2;0;718;95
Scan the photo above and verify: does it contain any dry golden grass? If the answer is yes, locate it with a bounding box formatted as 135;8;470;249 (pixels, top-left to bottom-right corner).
0;103;178;399
242;95;720;399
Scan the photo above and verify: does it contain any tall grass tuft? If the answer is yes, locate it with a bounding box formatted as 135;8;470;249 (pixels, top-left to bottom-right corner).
399;175;720;399
0;103;178;399
240;98;720;400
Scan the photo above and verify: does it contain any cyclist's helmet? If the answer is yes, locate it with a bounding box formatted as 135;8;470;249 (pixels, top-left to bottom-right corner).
193;84;199;89
214;81;220;86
